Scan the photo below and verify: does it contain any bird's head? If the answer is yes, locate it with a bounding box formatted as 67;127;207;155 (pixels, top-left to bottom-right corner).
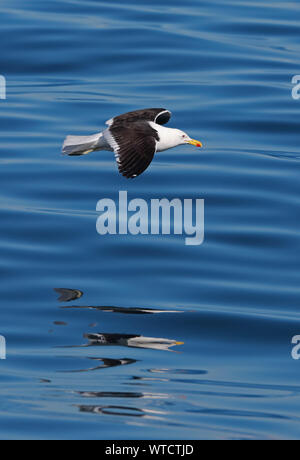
176;130;203;148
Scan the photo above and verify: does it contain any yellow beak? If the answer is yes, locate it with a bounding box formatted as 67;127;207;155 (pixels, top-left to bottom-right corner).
188;139;203;148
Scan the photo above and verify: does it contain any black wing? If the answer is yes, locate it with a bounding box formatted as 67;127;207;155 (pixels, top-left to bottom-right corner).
106;108;171;127
105;122;159;179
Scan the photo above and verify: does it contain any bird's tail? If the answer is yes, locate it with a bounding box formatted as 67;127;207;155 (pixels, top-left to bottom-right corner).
62;132;102;156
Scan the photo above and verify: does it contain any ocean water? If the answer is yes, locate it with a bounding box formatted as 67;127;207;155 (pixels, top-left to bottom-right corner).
0;0;300;440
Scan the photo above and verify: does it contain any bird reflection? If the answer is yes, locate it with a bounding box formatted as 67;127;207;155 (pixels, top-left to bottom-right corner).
55;287;182;315
62;305;182;315
54;288;83;302
64;357;137;373
77;391;168;399
76;405;165;418
77;405;146;417
54;287;184;375
84;333;184;352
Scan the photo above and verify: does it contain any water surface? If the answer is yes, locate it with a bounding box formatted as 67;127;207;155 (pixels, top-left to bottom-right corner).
0;0;300;440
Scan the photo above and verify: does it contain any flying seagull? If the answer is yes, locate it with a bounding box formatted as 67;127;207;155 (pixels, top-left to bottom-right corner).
62;108;203;179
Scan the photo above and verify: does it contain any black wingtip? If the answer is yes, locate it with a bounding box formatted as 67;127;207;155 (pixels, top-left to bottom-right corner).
155;110;172;125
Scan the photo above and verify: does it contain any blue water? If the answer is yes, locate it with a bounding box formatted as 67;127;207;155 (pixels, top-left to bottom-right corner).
1;0;300;440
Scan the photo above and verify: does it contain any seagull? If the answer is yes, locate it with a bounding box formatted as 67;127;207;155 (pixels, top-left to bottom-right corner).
62;108;203;179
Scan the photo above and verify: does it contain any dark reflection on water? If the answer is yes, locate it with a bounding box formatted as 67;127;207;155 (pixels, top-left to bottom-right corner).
84;333;184;351
48;286;300;437
55;287;184;377
77;391;168;399
56;287;183;315
62;357;137;373
62;305;183;315
54;288;83;302
77;405;157;418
